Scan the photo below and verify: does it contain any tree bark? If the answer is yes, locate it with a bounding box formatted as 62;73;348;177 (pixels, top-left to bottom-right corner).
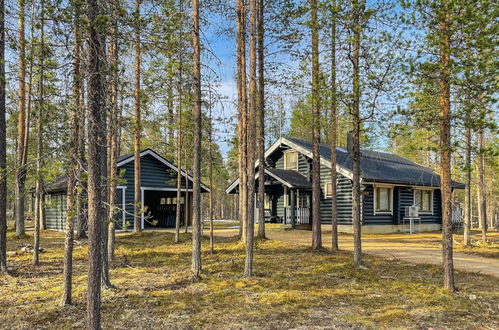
133;0;142;233
33;0;44;266
191;0;202;278
330;0;339;251
438;3;455;292
61;1;80;305
208;88;214;253
478;130;487;242
175;1;184;244
463;124;471;246
256;0;266;240
107;0;119;262
237;0;248;243
15;0;27;238
351;0;363;265
310;0;322;250
0;0;7;275
244;0;257;277
85;0;107;325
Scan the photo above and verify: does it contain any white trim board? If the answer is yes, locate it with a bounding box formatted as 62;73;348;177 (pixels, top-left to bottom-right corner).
116;149;210;192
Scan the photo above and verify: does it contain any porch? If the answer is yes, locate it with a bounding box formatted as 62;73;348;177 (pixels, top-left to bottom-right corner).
255;168;313;228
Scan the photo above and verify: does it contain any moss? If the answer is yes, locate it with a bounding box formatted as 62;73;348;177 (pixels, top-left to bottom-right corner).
1;229;498;329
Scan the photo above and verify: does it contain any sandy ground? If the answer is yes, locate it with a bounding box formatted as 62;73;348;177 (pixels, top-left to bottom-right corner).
191;224;499;278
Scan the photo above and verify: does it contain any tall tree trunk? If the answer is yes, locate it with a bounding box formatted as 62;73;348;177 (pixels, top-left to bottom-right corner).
0;0;7;275
33;0;43;266
175;1;184;243
75;65;86;239
351;0;363;265
107;0;119;262
237;0;248;242
15;0;27;238
463;123;471;246
85;0;107;326
191;0;202;278
438;2;455;292
244;0;257;277
310;0;322;250
478;130;487;242
256;0;266;240
133;0;142;233
61;0;80;305
208;88;214;253
330;0;339;251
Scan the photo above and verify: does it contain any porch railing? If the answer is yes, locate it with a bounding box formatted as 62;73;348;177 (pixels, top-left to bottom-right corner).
284;207;310;225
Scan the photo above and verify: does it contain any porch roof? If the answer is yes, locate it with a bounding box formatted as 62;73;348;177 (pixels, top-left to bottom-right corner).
265;168;312;189
225;167;311;194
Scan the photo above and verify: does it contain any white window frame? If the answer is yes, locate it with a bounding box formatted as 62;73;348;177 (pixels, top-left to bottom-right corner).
413;188;434;214
324;181;333;198
373;184;394;215
284;186;289;207
284;150;298;170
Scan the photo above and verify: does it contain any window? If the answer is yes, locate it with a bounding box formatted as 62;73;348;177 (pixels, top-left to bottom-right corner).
414;189;432;212
264;195;271;209
324;182;333;198
160;198;166;205
375;186;392;213
284;151;298;170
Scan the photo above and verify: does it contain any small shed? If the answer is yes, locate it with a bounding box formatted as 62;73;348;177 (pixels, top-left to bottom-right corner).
43;148;210;231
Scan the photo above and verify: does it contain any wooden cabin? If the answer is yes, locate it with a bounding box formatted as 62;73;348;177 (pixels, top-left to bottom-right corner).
42;149;210;231
226;137;464;233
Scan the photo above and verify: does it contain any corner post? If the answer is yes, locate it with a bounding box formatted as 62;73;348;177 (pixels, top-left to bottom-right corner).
290;188;296;228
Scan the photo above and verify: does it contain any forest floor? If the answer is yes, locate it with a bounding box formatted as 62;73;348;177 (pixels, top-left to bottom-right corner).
1;227;498;329
207;222;499;277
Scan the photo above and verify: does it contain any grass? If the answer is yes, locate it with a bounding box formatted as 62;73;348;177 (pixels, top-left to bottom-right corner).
1;228;498;329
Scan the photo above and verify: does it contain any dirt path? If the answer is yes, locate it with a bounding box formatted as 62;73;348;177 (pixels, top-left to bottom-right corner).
208;227;499;278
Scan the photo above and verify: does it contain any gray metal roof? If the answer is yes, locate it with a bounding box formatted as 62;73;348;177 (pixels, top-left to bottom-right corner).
285;137;464;189
265;168;312;189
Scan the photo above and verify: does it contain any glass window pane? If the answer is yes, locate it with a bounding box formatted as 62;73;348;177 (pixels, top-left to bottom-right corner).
286;152;297;169
415;190;421;208
422;191;431;211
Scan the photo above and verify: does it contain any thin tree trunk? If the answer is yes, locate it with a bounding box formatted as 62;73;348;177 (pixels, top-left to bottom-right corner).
0;0;7;275
237;0;248;242
133;0;142;233
75;66;86;239
330;0;339;251
191;0;202;278
463;124;471;246
208;87;214;253
61;0;80;305
15;0;27;238
351;0;363;265
175;2;184;244
85;0;107;326
311;0;322;250
478;130;487;242
256;0;266;240
438;3;455;292
107;0;119;262
244;0;257;277
33;0;43;266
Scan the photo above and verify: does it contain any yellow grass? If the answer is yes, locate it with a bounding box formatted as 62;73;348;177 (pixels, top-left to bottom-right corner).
0;228;498;329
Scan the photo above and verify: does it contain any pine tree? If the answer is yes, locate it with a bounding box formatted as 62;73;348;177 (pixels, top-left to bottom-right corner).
329;0;339;251
61;0;81;305
85;0;108;325
310;0;322;250
15;0;28;238
244;0;257;277
237;0;248;243
133;0;142;233
0;0;7;275
350;0;364;265
256;0;266;240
